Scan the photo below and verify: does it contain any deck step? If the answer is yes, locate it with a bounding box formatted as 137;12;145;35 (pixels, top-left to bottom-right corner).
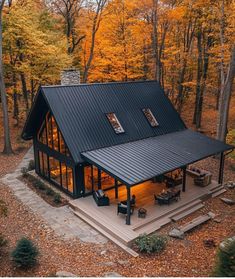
134;200;203;235
132;198;203;231
179;213;211;233
135;217;170;235
209;184;224;192
72;210;139;257
212;188;226;198
69;200;138;245
170;203;204;222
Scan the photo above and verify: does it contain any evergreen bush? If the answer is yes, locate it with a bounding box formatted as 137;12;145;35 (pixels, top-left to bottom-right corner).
214;238;235;277
46;188;55;196
135;233;167;254
28;160;35;171
53;193;61;204
21;167;28;178
11;237;39;269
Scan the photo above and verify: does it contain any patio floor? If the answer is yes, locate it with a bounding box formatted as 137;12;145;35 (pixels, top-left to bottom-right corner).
69;176;224;249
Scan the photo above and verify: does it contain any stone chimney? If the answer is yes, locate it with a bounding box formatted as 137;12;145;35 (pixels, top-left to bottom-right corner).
61;69;80;85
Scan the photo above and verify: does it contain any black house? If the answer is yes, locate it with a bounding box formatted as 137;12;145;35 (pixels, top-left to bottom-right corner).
22;81;233;212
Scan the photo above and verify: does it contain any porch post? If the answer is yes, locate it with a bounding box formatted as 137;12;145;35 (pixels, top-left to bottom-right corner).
126;186;131;225
115;179;118;199
98;169;101;189
182;166;187;192
218;152;225;185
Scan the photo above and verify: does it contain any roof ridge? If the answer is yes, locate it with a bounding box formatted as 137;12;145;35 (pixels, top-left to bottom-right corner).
41;79;158;89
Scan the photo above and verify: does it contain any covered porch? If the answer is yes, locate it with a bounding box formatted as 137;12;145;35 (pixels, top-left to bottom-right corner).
81;129;232;225
69;176;223;246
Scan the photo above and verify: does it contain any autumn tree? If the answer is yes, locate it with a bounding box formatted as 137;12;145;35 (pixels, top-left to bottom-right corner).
49;0;86;55
0;0;13;154
82;0;108;83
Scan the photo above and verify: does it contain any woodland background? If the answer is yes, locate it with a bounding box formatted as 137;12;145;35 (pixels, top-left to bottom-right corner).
0;0;234;154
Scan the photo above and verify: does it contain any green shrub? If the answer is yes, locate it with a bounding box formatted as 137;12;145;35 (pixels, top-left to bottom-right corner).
11;237;39;269
0;200;8;217
53;193;61;204
46;188;55;196
21;167;28;178
28;160;35;171
213;238;235;277
33;179;46;190
135;233;167;254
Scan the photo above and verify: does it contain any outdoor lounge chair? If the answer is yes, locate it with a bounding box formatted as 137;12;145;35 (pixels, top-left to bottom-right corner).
117;202;134;215
93;190;110;206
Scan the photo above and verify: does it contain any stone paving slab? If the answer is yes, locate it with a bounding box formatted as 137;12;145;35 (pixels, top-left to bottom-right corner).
0;147;107;244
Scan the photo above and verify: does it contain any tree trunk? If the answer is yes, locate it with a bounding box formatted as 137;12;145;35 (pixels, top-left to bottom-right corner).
151;0;160;82
20;72;29;115
193;30;203;125
216;46;235;142
0;0;13;154
12;72;19;126
83;0;107;83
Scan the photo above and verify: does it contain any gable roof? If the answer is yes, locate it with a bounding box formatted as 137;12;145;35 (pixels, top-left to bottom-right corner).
22;80;187;163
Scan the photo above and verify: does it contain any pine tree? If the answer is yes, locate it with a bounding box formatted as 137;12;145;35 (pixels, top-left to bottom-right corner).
214;239;235;277
11;238;39;269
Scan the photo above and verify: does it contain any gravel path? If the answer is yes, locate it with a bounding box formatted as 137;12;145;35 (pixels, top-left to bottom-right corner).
1;147;106;244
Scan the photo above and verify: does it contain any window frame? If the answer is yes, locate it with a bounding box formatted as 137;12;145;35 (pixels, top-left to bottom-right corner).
142;108;159;127
106;112;125;134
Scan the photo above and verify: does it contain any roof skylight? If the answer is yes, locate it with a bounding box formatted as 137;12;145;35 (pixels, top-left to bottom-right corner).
106;113;124;134
142;108;159;127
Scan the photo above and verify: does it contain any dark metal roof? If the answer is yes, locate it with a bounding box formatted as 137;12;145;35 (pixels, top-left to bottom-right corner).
82;129;233;186
22;80;186;163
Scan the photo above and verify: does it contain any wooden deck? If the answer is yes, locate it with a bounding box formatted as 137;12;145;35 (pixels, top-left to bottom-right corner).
69;176;224;253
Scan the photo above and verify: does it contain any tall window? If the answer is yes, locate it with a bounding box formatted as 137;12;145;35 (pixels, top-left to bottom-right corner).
142;108;159;127
38;151;74;195
38;112;69;156
106;113;124;134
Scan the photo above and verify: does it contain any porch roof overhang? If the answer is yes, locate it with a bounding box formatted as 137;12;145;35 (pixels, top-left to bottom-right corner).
81;129;234;187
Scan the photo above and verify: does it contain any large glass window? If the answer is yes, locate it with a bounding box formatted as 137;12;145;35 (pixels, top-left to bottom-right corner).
38;112;70;157
49;157;61;185
84;164;115;193
38;151;74;195
67;167;74;193
106;113;124;134
101;170;115;190
39;151;49;177
61;162;67;190
142;108;159;127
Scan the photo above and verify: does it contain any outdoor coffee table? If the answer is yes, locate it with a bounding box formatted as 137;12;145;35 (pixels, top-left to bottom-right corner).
138;208;147;218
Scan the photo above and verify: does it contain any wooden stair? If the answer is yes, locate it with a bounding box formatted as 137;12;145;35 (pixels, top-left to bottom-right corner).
170;203;204;222
72;209;139;257
179;213;212;233
209;184;226;198
69;200;139;245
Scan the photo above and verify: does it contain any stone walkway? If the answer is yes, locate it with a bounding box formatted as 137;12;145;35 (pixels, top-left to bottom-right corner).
0;147;107;244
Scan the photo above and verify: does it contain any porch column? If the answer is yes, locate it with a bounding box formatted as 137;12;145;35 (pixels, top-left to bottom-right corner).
218;152;225;185
98;169;101;189
182;166;187;192
115;179;118;199
126;186;131;225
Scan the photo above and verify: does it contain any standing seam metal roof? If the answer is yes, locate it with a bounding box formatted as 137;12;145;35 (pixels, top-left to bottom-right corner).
82;129;233;186
22;80;187;163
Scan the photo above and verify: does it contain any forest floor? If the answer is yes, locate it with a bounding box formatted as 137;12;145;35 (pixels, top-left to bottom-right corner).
0;93;235;277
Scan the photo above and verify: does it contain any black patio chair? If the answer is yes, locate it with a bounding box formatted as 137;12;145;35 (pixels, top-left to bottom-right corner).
154;194;170;205
117;202;134;215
